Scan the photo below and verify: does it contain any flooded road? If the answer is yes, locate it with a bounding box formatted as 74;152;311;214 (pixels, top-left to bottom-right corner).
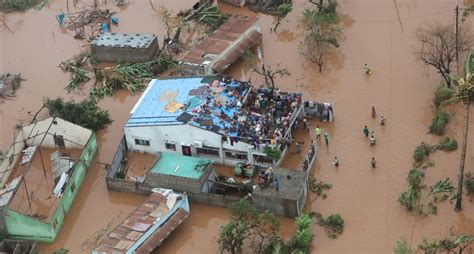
1;0;474;253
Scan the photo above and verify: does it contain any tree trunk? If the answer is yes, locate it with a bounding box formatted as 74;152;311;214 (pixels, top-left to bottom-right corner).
274;19;281;32
441;72;451;87
455;102;470;211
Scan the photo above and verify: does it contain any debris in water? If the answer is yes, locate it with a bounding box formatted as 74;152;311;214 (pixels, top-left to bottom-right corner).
0;73;23;101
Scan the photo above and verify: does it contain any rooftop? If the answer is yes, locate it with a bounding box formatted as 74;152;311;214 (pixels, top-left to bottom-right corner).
127;76;303;142
180;15;261;72
92;190;189;253
253;168;309;200
91;32;156;49
0;117;93;222
149;153;213;179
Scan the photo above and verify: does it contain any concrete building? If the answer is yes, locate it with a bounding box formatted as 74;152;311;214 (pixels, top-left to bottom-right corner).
123;76;304;166
91;32;159;62
179;15;261;75
0;117;97;243
92;189;189;253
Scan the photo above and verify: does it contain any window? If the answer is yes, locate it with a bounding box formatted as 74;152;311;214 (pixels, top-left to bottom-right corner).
253;154;273;164
134;139;150;146
54;135;65;148
196;146;219;157
165;143;176;151
225;150;248;160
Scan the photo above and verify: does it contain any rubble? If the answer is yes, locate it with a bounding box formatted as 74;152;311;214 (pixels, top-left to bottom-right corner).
0;73;23;101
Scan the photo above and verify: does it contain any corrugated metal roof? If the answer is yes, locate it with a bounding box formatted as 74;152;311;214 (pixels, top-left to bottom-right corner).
92;192;189;254
181;15;259;66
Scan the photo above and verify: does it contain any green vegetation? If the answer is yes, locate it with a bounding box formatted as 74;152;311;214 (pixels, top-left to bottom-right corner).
218;200;318;254
434;83;454;108
428;109;452;135
465;172;474;195
273;3;293;31
52;248;69;254
61;51;91;92
0;0;42;13
286;213;314;253
217;199;280;254
394;238;413;254
45;98;112;131
62;51;177;101
418;234;474;254
437;137;458;151
263;145;282;164
429;178;455;201
413;142;432;162
313;212;344;239
301;1;342;72
448;52;474;211
399;163;432;214
198;6;230;30
309;175;332;199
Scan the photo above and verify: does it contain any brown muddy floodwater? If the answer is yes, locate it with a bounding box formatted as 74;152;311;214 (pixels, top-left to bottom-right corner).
1;0;474;253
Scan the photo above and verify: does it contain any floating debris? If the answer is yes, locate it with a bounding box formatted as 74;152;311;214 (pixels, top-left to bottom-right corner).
0;73;23;101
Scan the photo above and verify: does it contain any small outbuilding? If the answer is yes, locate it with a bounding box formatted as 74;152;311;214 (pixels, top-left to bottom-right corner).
91;32;159;62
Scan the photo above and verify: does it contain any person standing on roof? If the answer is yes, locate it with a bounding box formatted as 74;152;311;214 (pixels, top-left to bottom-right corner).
316;125;321;139
363;125;369;137
324;132;329;146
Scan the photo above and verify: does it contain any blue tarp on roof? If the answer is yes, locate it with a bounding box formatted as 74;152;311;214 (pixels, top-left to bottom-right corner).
126;77;248;131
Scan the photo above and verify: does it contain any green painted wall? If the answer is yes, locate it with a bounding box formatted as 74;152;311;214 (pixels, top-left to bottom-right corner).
4;132;97;243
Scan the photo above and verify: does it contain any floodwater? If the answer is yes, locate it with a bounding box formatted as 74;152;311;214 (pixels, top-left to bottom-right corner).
1;0;474;253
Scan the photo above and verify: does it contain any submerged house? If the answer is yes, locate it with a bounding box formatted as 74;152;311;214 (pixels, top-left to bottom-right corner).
123;75;304;166
179;15;261;75
92;188;189;253
0;117;97;243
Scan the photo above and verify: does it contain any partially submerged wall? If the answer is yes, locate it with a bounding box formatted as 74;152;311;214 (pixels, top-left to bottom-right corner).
91;33;159;63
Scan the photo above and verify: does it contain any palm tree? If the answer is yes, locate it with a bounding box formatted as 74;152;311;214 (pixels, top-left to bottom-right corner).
448;52;474;211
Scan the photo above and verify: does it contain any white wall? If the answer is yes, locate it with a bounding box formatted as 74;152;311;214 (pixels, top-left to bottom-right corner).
21;117;92;149
124;124;253;165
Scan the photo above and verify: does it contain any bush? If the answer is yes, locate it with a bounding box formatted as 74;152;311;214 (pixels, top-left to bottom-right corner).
45;98;112;131
428;110;452;135
465;173;474;195
413;143;432;162
287;214;314;253
394;238;413;254
316;213;344;239
407;168;425;189
0;0;41;13
433;84;454;108
437;137;458;151
399;185;422;212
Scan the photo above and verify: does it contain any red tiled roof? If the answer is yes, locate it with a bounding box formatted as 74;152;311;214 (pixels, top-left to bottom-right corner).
181;15;260;67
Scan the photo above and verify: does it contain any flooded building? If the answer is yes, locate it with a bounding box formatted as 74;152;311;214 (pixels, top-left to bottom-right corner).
91;32;159;63
123;76;304;166
0;117;97;243
106;140;317;218
179;15;261;75
92;189;189;253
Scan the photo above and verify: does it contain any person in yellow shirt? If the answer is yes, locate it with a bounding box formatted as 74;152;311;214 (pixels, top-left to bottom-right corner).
315;125;321;139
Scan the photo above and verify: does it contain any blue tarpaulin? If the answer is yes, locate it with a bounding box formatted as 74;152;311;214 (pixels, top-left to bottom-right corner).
56;13;65;26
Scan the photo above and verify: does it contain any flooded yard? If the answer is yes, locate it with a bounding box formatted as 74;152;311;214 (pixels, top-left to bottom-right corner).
1;0;474;253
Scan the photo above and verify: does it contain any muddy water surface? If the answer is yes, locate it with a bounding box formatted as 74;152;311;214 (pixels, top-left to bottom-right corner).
1;0;474;253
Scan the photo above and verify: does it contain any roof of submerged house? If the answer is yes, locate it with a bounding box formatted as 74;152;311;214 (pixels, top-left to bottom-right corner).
180;15;261;73
126;76;251;135
92;190;190;253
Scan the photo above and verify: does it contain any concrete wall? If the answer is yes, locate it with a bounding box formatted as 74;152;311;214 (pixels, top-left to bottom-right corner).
3;133;97;243
124;124;256;166
92;37;159;63
21;117;92;149
178;63;206;76
218;0;246;7
0;132;25;187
